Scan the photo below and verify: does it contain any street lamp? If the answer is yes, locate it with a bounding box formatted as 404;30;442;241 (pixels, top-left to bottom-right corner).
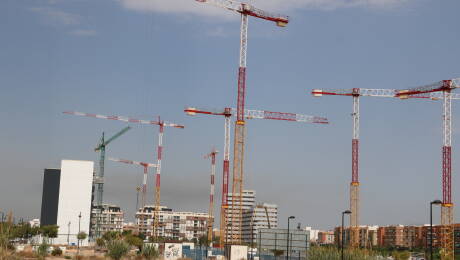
341;210;352;260
67;221;71;245
430;200;442;260
78;212;82;254
286;216;295;260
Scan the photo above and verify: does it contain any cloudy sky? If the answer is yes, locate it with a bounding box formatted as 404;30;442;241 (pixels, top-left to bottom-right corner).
1;0;460;230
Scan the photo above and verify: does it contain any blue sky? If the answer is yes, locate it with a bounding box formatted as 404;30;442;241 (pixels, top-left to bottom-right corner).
1;0;460;230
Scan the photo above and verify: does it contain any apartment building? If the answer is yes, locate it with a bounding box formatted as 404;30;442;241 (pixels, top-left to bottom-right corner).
226;190;256;243
90;204;124;235
135;205;209;241
242;203;278;244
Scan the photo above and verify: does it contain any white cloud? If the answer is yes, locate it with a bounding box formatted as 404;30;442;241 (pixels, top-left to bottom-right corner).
30;7;81;26
69;29;97;37
118;0;410;18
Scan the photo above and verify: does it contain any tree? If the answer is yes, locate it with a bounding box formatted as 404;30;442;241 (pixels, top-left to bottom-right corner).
77;232;87;241
40;225;58;239
103;231;121;242
125;234;143;251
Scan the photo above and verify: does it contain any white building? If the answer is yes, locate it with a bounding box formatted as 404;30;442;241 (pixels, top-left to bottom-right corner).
55;160;94;245
29;219;40;228
242;203;278;244
304;227;320;242
136;205;210;241
90;204;124;236
226;190;256;243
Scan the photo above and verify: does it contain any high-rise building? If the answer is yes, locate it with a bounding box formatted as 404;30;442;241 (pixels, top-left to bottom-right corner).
40;169;61;226
54;160;94;245
135;205;209;241
90;204;124;235
242;203;278;244
226;190;256;242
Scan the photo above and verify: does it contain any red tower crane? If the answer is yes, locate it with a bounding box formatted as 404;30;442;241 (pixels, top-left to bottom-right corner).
185;107;328;246
195;0;289;244
394;78;460;260
311;86;460;248
63;111;184;239
311;88;428;247
204;148;219;244
108;157;157;208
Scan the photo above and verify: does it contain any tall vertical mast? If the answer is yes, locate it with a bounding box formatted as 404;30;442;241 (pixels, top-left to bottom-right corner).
230;13;248;244
221;109;232;246
154;122;164;238
351;89;360;247
441;89;454;259
206;148;219;243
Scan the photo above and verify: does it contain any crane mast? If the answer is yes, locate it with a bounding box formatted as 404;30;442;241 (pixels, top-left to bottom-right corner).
351;89;360;247
205;148;219;244
394;78;460;260
195;0;289;244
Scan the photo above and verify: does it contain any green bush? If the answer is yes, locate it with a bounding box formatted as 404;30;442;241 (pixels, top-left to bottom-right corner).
51;247;62;256
125;234;143;250
106;240;130;260
96;237;105;247
37;240;49;258
142;244;159;260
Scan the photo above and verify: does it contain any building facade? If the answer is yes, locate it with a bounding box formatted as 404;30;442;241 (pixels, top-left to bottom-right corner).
90;204;124;236
242;203;278;244
55;160;94;245
226;190;256;243
317;231;335;245
135;205;209;241
40;168;61;227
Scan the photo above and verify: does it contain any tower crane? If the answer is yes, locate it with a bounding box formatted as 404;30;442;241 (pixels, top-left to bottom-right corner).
393;78;460;260
108;157;157;209
204;148;219;245
311;86;460;248
185;107;328;246
61;114;130;238
63;111;184;239
195;0;289;244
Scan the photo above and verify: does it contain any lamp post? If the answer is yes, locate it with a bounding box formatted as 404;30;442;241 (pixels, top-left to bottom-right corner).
67;221;71;245
286;216;295;260
78;212;82;254
341;210;351;260
430;200;442;260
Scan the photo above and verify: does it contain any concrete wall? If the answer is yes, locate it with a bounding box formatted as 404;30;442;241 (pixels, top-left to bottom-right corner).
55;160;93;245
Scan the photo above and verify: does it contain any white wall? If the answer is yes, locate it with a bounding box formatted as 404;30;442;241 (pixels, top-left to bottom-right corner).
55;160;93;245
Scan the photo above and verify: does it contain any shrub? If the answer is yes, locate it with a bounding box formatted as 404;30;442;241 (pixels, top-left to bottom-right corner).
106;240;130;260
96;237;105;247
51;247;62;256
142;244;159;260
125;234;143;250
37;241;49;258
